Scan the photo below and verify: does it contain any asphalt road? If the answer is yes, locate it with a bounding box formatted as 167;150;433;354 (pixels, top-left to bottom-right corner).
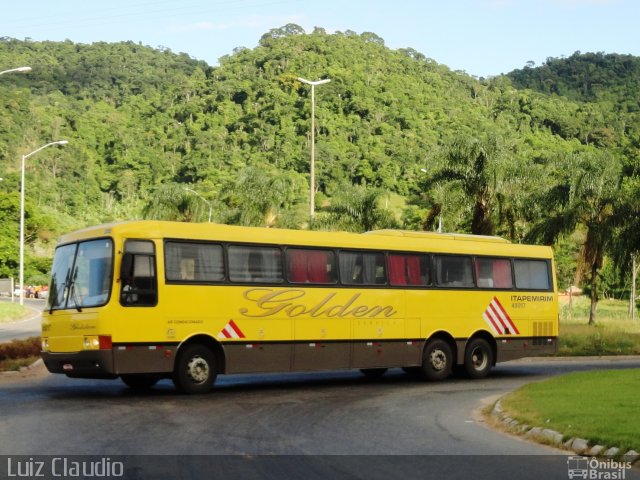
1;357;639;480
0;297;44;342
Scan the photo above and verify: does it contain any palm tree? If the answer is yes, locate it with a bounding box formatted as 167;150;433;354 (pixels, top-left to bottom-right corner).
526;151;623;325
610;174;640;319
142;183;207;222
425;135;507;235
221;166;305;227
316;184;398;232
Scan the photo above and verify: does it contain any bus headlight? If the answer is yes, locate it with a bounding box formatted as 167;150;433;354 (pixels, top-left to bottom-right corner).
41;338;49;351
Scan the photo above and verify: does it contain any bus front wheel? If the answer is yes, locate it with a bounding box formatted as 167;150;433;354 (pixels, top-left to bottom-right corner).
173;344;217;394
464;338;493;379
421;339;453;381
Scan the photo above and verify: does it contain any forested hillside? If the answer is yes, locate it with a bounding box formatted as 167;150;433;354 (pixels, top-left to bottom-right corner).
0;26;639;315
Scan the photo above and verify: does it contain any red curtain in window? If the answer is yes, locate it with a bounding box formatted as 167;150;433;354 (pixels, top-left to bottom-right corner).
406;255;422;285
493;259;513;288
288;250;308;282
389;255;407;285
308;251;329;283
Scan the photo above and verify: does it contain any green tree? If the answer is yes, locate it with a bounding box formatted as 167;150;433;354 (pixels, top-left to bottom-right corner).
424;135;508;235
142;183;207;222
316;185;398;232
526;151;623;325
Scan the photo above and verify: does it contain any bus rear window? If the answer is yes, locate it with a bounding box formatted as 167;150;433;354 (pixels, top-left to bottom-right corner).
48;239;113;310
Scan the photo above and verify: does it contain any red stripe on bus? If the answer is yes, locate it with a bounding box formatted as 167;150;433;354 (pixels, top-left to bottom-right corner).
493;297;520;334
228;319;245;338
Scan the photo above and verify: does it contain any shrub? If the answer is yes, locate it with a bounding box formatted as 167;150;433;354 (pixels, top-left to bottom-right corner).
0;336;41;361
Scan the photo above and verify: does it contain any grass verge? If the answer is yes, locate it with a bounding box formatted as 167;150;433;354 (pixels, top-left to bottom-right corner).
0;302;30;324
501;369;640;453
559;297;640;355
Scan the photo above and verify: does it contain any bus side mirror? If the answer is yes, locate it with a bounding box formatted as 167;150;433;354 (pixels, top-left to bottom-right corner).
120;253;133;280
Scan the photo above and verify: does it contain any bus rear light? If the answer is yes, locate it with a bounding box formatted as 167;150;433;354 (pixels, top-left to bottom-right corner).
98;335;112;350
83;335;112;350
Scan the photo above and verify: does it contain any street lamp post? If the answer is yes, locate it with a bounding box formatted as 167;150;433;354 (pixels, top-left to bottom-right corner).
19;140;68;305
298;77;331;226
0;66;31;76
185;187;212;223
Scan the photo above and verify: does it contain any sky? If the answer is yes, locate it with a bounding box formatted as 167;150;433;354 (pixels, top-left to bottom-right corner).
2;0;639;78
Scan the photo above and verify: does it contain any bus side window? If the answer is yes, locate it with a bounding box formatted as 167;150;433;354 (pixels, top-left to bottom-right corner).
340;251;386;286
435;255;474;288
475;257;513;289
514;259;550;290
389;254;430;286
228;246;283;283
120;240;158;306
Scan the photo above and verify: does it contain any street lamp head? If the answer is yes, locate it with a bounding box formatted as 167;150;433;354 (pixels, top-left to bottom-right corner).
0;66;32;75
56;140;69;146
297;77;331;86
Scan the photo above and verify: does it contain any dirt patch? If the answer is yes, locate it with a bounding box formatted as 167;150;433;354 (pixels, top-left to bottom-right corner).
0;358;49;383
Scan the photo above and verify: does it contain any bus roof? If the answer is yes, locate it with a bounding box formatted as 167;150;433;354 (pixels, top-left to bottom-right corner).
366;230;510;243
57;220;552;258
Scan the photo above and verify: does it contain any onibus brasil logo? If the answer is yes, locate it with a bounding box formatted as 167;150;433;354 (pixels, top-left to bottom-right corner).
567;456;632;479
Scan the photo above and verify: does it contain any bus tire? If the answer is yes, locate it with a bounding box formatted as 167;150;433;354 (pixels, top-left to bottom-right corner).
464;338;493;379
173;344;217;394
421;339;452;381
121;374;159;390
360;368;388;378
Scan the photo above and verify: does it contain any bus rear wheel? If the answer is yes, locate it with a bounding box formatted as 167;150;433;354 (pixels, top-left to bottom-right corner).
464;338;493;379
421;339;452;381
173;344;217;394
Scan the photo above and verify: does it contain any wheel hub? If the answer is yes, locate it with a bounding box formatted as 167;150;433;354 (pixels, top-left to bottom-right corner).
471;347;488;370
430;349;447;371
186;356;209;384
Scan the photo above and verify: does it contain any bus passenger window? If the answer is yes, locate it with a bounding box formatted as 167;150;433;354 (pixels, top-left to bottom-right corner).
435;255;474;288
165;241;224;282
228;246;283;283
389;254;430;286
514;259;550;290
339;251;386;286
475;257;513;289
287;249;337;284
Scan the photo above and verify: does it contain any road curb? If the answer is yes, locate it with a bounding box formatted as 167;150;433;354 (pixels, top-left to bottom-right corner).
509;355;640;363
490;399;640;464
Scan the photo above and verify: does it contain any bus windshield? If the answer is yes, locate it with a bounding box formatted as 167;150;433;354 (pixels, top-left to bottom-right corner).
48;238;114;310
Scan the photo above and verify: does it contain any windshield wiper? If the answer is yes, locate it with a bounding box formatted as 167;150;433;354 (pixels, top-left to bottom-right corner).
68;267;83;313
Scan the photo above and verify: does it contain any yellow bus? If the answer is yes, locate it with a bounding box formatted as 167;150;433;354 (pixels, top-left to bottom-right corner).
41;221;558;394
